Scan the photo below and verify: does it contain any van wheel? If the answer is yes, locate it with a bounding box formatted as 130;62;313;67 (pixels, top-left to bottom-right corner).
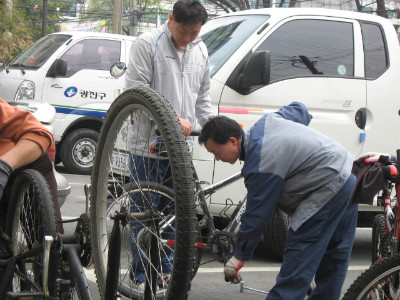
60;128;99;175
260;208;289;261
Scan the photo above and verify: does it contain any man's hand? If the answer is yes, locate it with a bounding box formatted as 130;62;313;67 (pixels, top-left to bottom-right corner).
179;118;192;136
224;256;244;283
359;152;390;163
0;159;13;200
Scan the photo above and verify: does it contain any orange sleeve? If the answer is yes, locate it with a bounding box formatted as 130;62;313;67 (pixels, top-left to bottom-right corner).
0;98;54;155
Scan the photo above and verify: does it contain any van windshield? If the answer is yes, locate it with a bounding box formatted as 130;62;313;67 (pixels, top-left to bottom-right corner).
10;34;71;70
200;15;269;77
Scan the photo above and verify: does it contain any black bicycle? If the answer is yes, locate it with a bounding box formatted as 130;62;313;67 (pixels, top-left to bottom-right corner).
90;85;290;300
0;168;95;300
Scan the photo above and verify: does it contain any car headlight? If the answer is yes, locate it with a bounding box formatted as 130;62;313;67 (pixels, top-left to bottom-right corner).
15;80;35;100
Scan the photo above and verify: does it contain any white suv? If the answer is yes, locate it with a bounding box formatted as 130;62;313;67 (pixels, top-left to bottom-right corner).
191;8;400;258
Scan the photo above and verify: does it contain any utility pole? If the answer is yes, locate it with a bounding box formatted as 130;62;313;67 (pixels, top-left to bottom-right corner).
113;0;122;34
42;0;48;36
130;0;138;36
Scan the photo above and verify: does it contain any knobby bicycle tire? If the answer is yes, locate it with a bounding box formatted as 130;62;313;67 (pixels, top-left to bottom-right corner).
343;254;400;300
371;214;385;263
5;169;58;298
91;87;196;300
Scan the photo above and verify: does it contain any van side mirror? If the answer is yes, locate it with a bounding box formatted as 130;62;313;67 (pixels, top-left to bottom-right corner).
46;59;67;77
110;62;127;78
239;51;270;89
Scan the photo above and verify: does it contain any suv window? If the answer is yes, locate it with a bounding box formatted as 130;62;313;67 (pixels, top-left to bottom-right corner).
60;39;121;77
257;19;354;83
360;22;388;79
201;15;270;77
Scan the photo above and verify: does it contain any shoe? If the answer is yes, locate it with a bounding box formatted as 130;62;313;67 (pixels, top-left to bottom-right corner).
136;281;145;292
129;270;145;292
157;273;171;288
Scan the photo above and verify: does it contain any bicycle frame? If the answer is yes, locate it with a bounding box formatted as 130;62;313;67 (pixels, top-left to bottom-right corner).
375;150;400;260
0;226;94;300
193;164;244;236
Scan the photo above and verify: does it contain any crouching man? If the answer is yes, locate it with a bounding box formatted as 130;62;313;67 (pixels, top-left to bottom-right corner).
198;102;358;300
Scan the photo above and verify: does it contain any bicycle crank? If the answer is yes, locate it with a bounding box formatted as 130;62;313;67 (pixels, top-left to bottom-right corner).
210;231;236;263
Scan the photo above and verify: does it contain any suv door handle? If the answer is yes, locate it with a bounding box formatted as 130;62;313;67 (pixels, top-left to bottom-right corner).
355;107;367;129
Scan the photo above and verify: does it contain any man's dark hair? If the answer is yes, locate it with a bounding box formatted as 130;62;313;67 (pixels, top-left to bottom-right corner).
199;116;242;145
173;0;208;25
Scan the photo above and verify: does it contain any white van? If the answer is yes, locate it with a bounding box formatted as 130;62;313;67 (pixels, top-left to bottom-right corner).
0;32;136;174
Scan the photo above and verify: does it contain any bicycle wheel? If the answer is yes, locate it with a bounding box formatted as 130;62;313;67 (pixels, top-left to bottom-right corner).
5;169;58;297
371;214;388;263
372;213;396;264
343;254;400;300
91;87;196;300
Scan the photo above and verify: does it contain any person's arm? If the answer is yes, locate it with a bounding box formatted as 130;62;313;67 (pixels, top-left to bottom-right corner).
0;99;53;199
234;173;284;261
195;58;214;125
225;172;284;282
0;140;47;202
0;140;45;170
0;98;53;155
125;38;154;89
358;152;397;163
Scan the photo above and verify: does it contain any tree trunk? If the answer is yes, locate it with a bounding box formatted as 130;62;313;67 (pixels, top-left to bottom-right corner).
354;0;363;11
376;0;387;18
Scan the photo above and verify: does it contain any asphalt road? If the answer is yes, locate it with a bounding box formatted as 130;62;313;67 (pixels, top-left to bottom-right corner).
58;169;373;300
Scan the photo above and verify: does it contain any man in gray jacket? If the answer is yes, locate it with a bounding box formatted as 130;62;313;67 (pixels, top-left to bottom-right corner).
125;0;213;290
125;0;213;138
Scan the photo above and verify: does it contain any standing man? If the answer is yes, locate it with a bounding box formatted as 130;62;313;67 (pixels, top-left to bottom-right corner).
125;0;213;289
198;102;358;300
125;0;213;137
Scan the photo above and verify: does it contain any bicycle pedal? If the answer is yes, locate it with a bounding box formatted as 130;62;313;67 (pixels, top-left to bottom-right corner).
6;291;44;299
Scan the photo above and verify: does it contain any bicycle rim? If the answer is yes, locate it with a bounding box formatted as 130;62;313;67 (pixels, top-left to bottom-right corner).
343;254;400;300
6;169;58;297
91;87;196;300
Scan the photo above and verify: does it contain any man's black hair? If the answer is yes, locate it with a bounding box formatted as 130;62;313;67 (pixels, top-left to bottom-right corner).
173;0;208;25
199;116;242;145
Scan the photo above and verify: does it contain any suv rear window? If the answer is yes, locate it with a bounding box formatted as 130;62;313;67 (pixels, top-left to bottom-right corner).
360;22;388;79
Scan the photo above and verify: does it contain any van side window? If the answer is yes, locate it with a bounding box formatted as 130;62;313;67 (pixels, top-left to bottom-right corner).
257;19;354;83
360;22;388;79
60;39;121;77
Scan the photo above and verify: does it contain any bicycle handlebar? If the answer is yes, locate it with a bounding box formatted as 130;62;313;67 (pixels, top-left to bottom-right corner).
191;129;200;136
155;127;200;137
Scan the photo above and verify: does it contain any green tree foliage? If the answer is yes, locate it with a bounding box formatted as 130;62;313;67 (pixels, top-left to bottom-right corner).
13;0;73;39
0;0;73;62
0;2;33;62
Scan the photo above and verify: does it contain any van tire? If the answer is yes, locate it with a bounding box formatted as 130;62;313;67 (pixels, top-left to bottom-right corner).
261;208;289;261
60;128;99;175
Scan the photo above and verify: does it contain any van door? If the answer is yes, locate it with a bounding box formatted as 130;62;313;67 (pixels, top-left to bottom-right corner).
42;38;123;142
42;37;124;174
213;17;367;205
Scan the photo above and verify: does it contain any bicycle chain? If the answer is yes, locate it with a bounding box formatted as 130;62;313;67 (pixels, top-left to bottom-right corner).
75;212;93;268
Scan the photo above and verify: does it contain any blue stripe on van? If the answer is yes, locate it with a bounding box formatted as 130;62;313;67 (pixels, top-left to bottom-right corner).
54;106;107;118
